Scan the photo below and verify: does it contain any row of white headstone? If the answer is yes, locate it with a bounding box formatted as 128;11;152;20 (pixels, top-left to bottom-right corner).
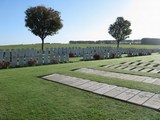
0;47;155;67
126;48;152;57
81;47;154;61
0;48;69;67
82;47;122;60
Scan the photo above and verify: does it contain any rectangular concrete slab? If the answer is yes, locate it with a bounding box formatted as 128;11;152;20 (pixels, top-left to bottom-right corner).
150;69;160;73
43;73;160;110
143;94;160;109
116;66;128;69
115;89;140;101
43;74;70;82
106;72;121;77
124;76;141;81
133;76;147;82
140;68;153;72
128;91;155;105
85;83;106;91
77;81;99;89
131;62;139;66
139;63;147;66
143;78;157;84
104;87;128;97
93;84;117;95
104;64;114;68
70;79;90;87
58;77;82;85
109;65;121;69
131;67;144;72
153;79;160;85
123;66;134;70
128;67;136;70
147;64;156;67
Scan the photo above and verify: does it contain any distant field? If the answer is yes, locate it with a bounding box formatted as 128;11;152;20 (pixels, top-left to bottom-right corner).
0;43;160;50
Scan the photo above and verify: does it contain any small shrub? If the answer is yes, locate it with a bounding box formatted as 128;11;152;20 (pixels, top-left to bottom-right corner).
127;52;133;57
93;54;100;60
27;59;37;66
147;52;151;55
0;61;11;69
110;53;115;58
69;52;75;57
138;52;143;56
51;59;58;64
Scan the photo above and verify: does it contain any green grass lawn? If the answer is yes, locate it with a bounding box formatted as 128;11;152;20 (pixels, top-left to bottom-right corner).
1;53;160;119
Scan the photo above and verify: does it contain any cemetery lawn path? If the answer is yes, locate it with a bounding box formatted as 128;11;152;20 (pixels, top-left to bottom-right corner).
0;54;160;119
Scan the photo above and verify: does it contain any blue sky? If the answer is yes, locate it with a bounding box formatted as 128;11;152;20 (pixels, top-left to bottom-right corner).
0;0;160;45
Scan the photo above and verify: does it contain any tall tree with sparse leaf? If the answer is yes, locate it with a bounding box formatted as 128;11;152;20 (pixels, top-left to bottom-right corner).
25;6;63;51
108;17;132;48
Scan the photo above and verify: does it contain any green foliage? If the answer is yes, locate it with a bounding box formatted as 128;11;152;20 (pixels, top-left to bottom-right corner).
108;17;132;48
25;6;63;50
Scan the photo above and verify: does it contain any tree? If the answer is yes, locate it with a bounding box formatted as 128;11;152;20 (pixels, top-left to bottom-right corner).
25;6;63;51
108;17;132;48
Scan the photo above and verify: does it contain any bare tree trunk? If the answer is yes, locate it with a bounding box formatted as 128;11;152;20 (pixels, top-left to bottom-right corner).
41;38;44;51
117;40;120;48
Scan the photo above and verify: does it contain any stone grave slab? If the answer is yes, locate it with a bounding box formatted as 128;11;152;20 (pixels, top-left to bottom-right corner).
120;62;127;64
96;72;108;77
76;68;160;86
43;74;67;82
140;68;153;72
128;91;155;105
152;79;160;85
120;62;131;65
115;74;133;80
133;76;147;82
93;84;117;95
43;74;82;85
143;94;160;109
109;65;121;69
70;79;90;87
143;63;151;66
123;66;135;71
85;83;106;91
131;62;139;66
43;73;160;110
116;66;128;69
106;72;121;77
77;81;99;89
126;76;144;82
104;64;113;68
115;89;140;101
139;63;148;66
58;77;81;85
131;67;144;72
104;87;128;97
149;69;160;73
143;78;157;84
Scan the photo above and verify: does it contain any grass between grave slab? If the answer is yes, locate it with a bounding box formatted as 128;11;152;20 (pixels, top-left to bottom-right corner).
1;55;160;119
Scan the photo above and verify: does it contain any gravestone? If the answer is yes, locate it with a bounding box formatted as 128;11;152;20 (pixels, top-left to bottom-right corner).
19;49;25;66
11;49;17;67
5;49;10;62
0;49;3;62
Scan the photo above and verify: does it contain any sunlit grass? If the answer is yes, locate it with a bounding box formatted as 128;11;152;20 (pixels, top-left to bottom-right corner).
0;54;160;119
